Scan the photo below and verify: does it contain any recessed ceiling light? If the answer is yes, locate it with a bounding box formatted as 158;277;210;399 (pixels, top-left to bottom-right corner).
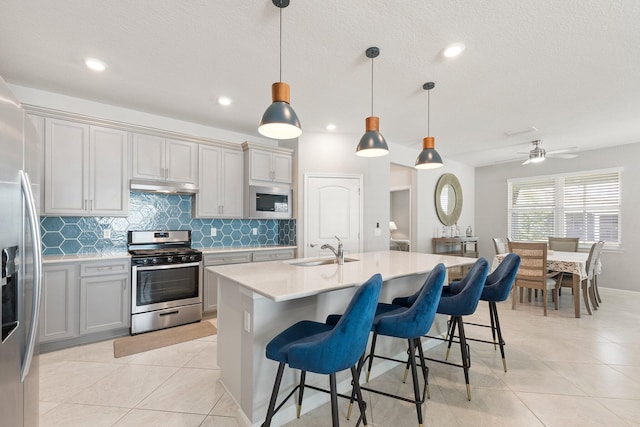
217;96;232;106
84;57;107;72
443;43;465;58
326;123;336;131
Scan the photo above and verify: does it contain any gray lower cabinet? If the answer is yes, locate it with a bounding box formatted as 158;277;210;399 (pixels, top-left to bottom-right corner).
203;248;295;313
40;259;130;351
203;252;252;313
79;264;130;335
40;263;78;343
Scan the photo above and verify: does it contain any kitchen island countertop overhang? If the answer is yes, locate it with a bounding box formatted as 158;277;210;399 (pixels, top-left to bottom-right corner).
207;250;475;302
208;251;477;426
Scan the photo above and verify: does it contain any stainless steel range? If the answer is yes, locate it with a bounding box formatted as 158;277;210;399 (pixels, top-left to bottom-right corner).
128;230;203;334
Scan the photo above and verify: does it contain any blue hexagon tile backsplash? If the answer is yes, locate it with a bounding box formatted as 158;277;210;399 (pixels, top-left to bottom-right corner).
40;192;296;255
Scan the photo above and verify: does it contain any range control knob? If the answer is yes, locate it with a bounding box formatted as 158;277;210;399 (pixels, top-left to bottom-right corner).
151;258;158;265
181;255;188;262
167;256;173;263
189;255;197;261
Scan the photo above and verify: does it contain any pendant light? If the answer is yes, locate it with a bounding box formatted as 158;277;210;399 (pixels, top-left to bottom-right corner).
356;47;389;157
258;0;302;140
415;82;443;169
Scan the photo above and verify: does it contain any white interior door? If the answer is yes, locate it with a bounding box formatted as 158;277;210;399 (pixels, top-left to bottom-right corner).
304;175;362;258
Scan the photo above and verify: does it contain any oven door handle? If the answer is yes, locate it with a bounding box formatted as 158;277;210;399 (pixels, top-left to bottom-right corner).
133;261;201;271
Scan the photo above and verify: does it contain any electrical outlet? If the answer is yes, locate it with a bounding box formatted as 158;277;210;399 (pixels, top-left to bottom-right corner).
211;227;217;237
103;229;111;239
243;311;251;333
252;228;258;235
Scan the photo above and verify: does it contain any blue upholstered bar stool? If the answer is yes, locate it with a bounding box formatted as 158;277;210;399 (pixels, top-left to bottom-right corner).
261;274;383;427
462;253;520;372
394;258;489;401
327;264;447;427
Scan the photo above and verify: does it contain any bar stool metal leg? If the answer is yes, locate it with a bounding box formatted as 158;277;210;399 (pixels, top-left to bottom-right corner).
297;371;306;418
262;362;285;427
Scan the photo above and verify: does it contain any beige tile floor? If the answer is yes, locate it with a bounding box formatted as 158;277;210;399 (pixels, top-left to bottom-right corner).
40;287;640;426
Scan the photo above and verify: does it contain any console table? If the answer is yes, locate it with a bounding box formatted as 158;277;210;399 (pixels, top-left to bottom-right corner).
432;237;479;257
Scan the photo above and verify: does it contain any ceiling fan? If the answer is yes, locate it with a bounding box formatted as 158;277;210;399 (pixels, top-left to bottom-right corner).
520;140;578;165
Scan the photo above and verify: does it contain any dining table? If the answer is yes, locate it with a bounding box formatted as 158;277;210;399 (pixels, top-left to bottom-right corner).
493;250;598;318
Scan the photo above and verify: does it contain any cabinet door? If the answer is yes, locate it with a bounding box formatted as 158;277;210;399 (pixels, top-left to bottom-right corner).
195;144;222;217
166;139;197;183
252;249;295;262
44;119;89;215
132;133;165;180
40;264;78;343
90;126;129;215
272;152;293;184
250;149;274;182
220;149;243;217
203;268;217;312
79;274;130;334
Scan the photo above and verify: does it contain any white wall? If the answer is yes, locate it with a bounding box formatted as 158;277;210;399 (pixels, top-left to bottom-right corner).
296;132;475;254
475;142;640;292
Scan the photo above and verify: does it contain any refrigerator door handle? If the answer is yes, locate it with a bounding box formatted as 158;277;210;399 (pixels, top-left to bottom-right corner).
19;170;42;382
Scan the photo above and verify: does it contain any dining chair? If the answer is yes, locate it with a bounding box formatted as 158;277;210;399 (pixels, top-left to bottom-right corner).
583;241;605;313
548;236;579;251
548;236;580;295
592;241;605;305
492;237;509;255
508;241;558;316
261;274;383;427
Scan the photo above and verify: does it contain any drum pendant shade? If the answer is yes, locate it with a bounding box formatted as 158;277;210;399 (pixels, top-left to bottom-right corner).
258;0;302;140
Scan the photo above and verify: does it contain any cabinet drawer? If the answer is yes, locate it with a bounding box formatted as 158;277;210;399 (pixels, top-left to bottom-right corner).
80;260;130;277
252;249;295;262
204;252;252;266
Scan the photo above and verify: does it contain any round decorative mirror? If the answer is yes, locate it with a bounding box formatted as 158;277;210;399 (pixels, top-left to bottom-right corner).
435;173;463;226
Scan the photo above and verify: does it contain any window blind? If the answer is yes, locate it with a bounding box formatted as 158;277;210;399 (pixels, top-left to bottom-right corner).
508;169;621;248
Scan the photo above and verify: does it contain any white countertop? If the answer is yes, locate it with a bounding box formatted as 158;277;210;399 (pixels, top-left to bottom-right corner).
42;245;297;264
43;251;131;264
200;245;296;254
207;250;475;302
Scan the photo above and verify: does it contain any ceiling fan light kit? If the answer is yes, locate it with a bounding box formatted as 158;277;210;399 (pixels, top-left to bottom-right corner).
258;0;302;140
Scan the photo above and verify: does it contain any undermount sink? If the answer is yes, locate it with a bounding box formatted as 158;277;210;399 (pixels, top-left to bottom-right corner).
290;257;359;267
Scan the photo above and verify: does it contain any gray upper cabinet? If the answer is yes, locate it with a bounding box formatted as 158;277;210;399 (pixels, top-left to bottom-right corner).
242;142;293;185
131;133;197;184
195;144;243;218
43;118;129;216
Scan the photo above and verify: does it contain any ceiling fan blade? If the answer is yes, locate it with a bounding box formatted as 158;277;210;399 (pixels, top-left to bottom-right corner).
522;158;532;165
547;153;578;159
546;147;579;155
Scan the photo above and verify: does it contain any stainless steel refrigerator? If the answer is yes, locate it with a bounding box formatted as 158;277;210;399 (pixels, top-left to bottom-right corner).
0;75;42;426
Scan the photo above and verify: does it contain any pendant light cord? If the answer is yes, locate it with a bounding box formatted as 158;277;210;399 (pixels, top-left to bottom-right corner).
371;55;374;116
279;7;282;82
427;89;430;135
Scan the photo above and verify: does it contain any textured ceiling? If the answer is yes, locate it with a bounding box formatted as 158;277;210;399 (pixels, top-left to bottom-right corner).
2;0;640;166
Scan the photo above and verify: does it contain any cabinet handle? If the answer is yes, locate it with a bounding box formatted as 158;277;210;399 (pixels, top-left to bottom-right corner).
84;199;87;210
90;200;93;211
96;266;114;271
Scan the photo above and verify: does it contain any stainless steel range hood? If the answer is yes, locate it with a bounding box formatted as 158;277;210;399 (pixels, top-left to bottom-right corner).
130;179;198;194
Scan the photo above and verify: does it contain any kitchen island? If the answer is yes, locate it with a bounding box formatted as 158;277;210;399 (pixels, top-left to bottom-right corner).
207;250;475;426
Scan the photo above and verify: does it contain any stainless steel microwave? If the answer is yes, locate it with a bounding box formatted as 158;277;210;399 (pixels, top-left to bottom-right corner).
247;185;292;219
